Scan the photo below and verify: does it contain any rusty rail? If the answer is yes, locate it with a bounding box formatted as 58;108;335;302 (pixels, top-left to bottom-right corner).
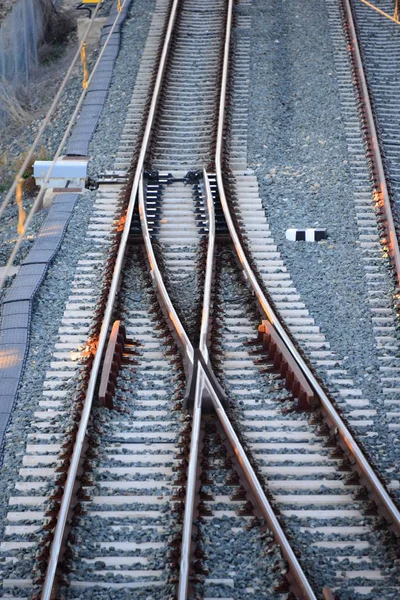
38;1;180;597
98;320;126;409
138;169;214;597
215;0;400;540
177;169;215;599
344;0;400;287
138;164;318;598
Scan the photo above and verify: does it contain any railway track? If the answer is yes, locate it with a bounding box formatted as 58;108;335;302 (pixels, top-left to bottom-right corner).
1;0;400;599
58;248;186;596
343;0;400;463
211;253;400;597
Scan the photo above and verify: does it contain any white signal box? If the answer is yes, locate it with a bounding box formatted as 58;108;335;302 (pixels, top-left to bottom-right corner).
34;159;88;189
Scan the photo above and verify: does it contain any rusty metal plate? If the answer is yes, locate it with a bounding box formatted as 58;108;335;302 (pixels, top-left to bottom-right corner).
99;320;126;409
259;321;316;410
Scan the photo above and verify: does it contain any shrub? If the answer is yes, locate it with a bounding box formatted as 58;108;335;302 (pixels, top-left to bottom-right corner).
0;145;49;195
0;79;34;127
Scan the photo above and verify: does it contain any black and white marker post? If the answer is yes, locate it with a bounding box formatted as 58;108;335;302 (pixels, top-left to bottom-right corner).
286;228;327;242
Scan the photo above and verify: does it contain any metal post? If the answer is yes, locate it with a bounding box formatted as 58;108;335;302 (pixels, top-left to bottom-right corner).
16;178;26;236
80;42;89;89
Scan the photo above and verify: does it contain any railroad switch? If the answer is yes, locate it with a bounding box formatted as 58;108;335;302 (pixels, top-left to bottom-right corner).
184;349;228;413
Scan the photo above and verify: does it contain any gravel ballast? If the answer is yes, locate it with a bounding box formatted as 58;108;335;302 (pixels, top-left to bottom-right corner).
1;0;400;595
247;0;379;386
246;0;400;491
0;0;157;587
214;256;400;599
0;187;102;578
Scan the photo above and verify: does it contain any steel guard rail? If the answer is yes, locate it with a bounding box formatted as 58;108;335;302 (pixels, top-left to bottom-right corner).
39;1;180;597
215;0;400;536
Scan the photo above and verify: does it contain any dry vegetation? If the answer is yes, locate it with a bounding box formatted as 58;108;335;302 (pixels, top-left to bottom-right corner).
0;1;78;193
0;0;77;126
0;80;36;127
0;145;49;193
40;0;76;46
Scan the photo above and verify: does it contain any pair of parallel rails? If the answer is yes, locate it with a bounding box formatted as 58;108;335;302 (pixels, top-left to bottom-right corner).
29;0;400;598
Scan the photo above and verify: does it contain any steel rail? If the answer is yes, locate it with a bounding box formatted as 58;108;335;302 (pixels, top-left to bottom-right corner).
208;380;318;600
168;165;317;598
139;157;318;599
139;165;215;597
210;4;318;597
138;165;216;596
215;0;400;536
177;168;215;598
38;0;400;595
138;167;213;597
344;0;400;288
178;363;203;599
139;173;193;365
198;169;216;364
139;160;315;597
39;1;181;597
